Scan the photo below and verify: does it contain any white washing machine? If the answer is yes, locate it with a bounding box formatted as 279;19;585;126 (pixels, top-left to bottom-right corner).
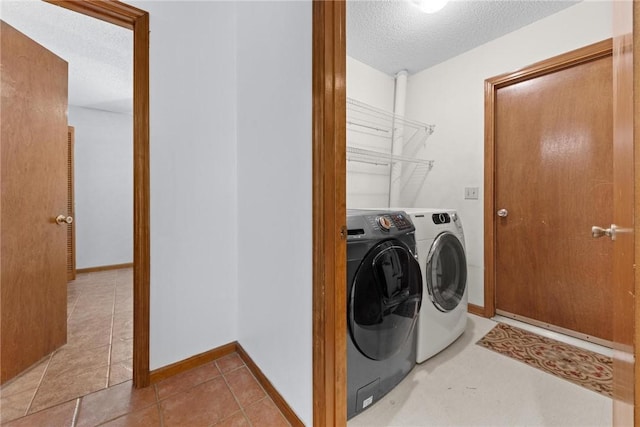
398;208;468;363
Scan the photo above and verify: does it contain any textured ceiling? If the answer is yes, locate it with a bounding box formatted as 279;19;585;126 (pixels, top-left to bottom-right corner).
348;0;580;76
1;1;580;113
1;0;133;114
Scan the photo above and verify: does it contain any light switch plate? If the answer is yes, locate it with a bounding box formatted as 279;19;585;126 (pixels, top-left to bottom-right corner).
465;187;479;200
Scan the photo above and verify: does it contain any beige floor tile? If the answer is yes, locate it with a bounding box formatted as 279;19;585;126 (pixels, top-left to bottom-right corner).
0;388;36;424
65;332;112;351
45;344;110;379
76;289;115;299
111;338;133;364
70;302;114;319
3;399;77;427
114;298;133;314
67;292;80;310
67;312;113;331
112;309;133;325
75;380;156;427
29;364;108;413
112;315;133;340
0;356;49;398
109;358;133;387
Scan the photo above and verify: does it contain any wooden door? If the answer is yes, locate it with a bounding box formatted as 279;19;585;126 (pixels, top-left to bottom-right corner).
493;42;614;342
1;21;69;384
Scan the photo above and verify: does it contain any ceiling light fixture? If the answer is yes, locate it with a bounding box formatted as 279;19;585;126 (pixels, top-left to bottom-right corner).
411;0;449;14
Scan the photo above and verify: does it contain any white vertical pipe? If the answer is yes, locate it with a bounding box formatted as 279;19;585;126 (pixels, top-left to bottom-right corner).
389;70;408;207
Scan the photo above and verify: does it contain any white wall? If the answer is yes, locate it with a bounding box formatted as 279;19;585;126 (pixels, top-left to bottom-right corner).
347;56;395;110
405;1;613;307
69;105;133;269
236;2;312;424
346;56;396;208
129;1;239;370
123;2;313;422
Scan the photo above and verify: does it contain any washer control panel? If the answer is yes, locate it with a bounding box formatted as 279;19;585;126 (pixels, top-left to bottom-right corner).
369;212;413;232
347;210;416;240
377;216;392;230
389;212;412;230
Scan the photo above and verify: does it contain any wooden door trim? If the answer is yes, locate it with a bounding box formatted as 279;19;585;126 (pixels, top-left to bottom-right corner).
635;5;640;422
483;39;613;319
612;1;638;423
312;1;347;425
45;0;150;388
67;126;76;281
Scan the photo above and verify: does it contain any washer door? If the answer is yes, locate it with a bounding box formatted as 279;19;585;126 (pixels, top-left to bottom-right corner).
349;239;422;361
425;232;467;312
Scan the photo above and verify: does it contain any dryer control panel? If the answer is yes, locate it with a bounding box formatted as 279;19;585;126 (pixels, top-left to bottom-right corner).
432;213;452;224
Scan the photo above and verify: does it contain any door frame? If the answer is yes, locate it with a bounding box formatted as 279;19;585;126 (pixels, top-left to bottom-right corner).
44;0;151;388
312;1;347;425
483;39;613;319
612;1;637;424
314;0;638;423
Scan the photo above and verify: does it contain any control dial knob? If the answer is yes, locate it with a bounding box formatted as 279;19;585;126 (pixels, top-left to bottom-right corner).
378;216;392;231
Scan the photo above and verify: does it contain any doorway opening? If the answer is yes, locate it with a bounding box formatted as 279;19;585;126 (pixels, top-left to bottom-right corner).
45;0;151;390
0;2;149;420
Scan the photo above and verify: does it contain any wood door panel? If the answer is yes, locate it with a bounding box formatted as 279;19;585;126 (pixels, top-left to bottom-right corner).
1;21;68;383
495;54;613;341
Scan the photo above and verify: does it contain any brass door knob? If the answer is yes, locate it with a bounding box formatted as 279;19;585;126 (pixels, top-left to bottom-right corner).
56;215;73;225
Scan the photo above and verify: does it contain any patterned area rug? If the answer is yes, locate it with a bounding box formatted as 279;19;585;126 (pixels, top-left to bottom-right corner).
476;323;612;397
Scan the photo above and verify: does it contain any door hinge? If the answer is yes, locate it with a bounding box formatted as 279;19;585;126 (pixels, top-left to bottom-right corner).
340;225;347;240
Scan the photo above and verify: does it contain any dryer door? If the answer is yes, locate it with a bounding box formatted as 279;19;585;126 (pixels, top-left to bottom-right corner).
425;232;467;312
349;239;422;361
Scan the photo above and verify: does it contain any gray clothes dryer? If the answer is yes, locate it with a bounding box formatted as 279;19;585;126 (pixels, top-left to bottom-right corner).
346;210;423;420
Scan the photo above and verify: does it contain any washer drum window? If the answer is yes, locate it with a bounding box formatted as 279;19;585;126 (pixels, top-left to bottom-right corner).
425;232;467;312
349;240;422;361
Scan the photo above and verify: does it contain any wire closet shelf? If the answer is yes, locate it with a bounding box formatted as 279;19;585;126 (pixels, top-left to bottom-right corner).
346;97;436;206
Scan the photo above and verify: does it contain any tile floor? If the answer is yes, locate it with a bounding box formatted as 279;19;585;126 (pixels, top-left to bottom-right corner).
2;270;614;426
1;269;133;424
2;352;290;426
1;269;290;426
349;314;613;427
